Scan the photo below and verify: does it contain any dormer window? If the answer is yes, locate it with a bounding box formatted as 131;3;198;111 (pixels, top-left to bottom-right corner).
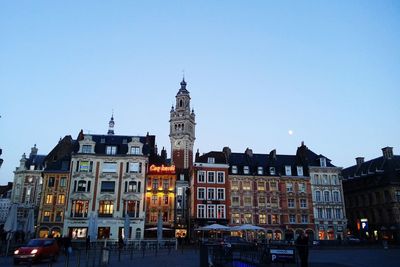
243;166;250;174
257;167;263;175
232;165;238;174
106;146;117;155
130;146;140;155
207;157;215;164
285;166;292;176
82;145;92;154
297;166;303;176
269;167;276;175
320;158;327;167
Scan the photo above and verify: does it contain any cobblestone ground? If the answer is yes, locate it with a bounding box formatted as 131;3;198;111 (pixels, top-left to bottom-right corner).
0;246;399;267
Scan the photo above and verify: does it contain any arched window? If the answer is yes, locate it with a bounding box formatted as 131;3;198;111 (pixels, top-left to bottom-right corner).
179;100;183;107
77;180;86;192
315;191;321;202
135;228;141;239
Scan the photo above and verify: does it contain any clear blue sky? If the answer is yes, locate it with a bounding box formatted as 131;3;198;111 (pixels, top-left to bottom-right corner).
1;1;399;184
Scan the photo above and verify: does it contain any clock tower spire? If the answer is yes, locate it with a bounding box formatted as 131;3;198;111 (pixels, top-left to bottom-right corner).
169;78;196;173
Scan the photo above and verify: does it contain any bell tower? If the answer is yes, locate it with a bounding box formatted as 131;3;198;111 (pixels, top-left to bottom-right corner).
169;78;196;172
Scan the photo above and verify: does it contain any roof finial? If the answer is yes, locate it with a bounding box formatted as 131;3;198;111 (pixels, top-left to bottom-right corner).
108;111;115;135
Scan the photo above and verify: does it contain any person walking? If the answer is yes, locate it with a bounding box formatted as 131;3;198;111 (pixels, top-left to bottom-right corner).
296;233;309;267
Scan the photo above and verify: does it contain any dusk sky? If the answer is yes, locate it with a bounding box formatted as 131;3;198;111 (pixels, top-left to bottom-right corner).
0;1;399;184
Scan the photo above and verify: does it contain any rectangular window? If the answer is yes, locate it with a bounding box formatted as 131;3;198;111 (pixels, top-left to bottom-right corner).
106;146;117;155
207;188;215;200
162;180;169;190
242;181;251;190
288;199;295;208
48;177;55;187
317;208;323;218
217;188;225;200
335;208;342;219
151;196;158;204
72;200;88;218
244;196;252;206
270;181;277;190
55;211;63;222
79;161;93;172
129;162;140;173
232;165;238;174
258;197;265;206
299;183;306;193
259;214;266;224
271;214;278;224
60;177;67;187
197;188;205;200
231;181;239;190
232;196;239;206
125;200;140;218
326;208;332;219
316;191;321;202
269;167;276;175
130;146;140;155
99;200;114;217
82;145;92;153
286;182;293;192
207;205;216;218
163;195;169;205
289;214;296;223
217;205;225;219
271;197;278;208
152;180;158;190
243;166;250;174
102;162;117;173
301;215;308;223
207;157;215;164
297;166;303;176
257;182;265;191
197;205;205;218
207;172;215;183
320;158;327;167
45;194;53;204
217;172;225;183
333;191;340;202
285;166;292;176
43;211;51;222
101;181;115;193
257;167;263;175
233;213;240;224
300;199;307;208
244;213;252;224
57;194;65;204
198;171;205;183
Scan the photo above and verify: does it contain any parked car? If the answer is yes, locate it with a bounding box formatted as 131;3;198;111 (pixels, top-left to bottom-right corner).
14;238;60;264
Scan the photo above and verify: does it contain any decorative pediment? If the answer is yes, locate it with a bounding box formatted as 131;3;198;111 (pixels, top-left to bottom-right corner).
71;193;90;200
123;194;141;201
98;194;115;201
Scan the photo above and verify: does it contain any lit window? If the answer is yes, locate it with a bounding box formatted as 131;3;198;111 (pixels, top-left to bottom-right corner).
57;194;65;204
45;194;53;204
257;167;263;175
242;181;251;190
269;167;276;175
72;200;88;218
106;146;117;155
259;214;266;224
78;161;93;172
99;201;114;217
233;213;240;224
257;182;265;191
231;181;239;190
244;213;252;224
271;214;278;224
43;211;51;222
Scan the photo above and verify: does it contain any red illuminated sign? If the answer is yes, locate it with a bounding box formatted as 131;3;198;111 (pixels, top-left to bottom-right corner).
149;164;176;174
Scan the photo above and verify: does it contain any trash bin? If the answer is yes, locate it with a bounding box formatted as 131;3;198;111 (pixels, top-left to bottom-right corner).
101;248;110;266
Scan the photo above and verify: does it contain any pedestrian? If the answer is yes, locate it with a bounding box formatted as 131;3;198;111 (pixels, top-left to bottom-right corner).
118;236;124;250
295;233;309;267
63;235;72;256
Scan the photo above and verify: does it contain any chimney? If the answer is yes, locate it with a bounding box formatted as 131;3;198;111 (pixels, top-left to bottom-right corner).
195;149;200;162
382;147;393;159
245;148;253;157
355;157;364;167
269;149;277;161
30;144;38;157
222;147;231;160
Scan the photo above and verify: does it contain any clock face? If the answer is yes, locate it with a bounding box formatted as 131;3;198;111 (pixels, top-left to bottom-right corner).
174;140;182;147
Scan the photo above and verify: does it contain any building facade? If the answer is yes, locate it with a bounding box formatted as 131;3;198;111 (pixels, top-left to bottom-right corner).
37;135;75;238
309;152;347;241
11;145;46;231
192;151;230;233
225;144;315;241
63;121;157;240
342;147;400;243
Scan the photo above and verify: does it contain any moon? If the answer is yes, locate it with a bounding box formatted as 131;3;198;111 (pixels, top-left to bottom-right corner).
288;130;293;136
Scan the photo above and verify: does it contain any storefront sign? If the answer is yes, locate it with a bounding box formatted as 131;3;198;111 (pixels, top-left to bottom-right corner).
270;249;295;263
149;164;176;174
361;218;368;230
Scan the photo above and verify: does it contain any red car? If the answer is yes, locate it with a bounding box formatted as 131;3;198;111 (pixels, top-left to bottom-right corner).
14;238;60;264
